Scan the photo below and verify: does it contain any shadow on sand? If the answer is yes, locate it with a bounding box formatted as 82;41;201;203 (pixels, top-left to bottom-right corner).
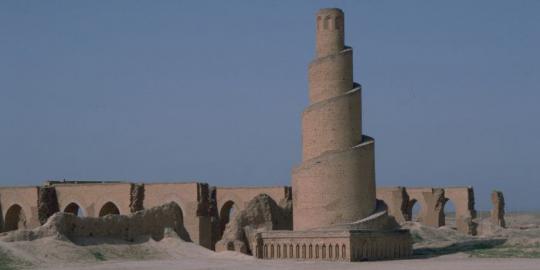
413;238;507;258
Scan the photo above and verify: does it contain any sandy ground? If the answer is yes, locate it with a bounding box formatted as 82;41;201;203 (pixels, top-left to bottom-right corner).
43;256;540;270
1;212;539;270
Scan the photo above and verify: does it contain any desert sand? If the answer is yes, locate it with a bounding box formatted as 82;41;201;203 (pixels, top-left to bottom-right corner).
1;212;539;270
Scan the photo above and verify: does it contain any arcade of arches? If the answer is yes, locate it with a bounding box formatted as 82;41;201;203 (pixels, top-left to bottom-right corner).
0;182;497;251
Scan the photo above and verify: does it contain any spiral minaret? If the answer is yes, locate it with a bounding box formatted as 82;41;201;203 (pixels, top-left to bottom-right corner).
292;8;376;231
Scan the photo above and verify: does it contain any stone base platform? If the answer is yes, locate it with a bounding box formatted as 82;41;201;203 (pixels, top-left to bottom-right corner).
254;229;412;261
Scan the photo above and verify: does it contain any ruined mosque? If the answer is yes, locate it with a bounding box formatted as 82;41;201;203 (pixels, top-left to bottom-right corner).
0;9;505;261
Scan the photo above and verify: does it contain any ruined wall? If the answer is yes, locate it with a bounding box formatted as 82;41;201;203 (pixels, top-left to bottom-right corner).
213;186;291;249
144;182;211;249
37;186;60;225
491;190;506;228
0;181;212;248
129;183;145;213
54;183;132;217
444;187;477;235
215;186;290;214
1;202;189;243
404;188;445;227
0;181;489;242
376;187;408;223
208;186;220;249
0;182;277;249
376;186;478;235
0;187;40;232
215;193;292;255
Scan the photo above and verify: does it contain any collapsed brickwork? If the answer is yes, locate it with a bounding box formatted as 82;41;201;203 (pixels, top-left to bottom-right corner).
0;182;294;251
491;191;506;228
129;183;145;213
377;186;478;235
445;187;478;235
0;182;217;249
1;202;189;243
215;194;292;254
0;182;496;248
37;186;60;225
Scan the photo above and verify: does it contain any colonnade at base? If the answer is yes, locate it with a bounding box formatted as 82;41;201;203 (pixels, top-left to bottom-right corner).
256;230;412;262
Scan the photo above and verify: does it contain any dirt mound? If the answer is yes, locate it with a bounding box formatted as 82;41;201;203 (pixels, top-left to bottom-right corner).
0;231;216;268
0;203;216;269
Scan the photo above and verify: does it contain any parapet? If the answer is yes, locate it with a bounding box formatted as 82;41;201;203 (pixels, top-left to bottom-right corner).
316;8;345;57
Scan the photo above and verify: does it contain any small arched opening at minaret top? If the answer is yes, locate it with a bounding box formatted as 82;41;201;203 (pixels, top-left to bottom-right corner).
323;16;331;30
334;16;342;30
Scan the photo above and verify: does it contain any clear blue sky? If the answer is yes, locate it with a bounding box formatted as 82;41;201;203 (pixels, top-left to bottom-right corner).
1;1;538;211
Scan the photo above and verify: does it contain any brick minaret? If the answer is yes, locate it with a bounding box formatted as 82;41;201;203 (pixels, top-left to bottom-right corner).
292;8;376;230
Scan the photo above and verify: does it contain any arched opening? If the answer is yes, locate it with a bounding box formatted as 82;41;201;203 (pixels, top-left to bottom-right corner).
289;244;293;258
323;16;331;30
443;199;456;228
335;16;342;30
64;202;85;217
98;202;120;217
4;204;26;231
406;199;423;222
329;243;333;259
219;200;237;238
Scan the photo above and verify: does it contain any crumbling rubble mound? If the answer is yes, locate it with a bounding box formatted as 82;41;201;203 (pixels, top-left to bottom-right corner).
215;194;292;254
0;202;207;268
0;202;190;244
402;213;540;258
